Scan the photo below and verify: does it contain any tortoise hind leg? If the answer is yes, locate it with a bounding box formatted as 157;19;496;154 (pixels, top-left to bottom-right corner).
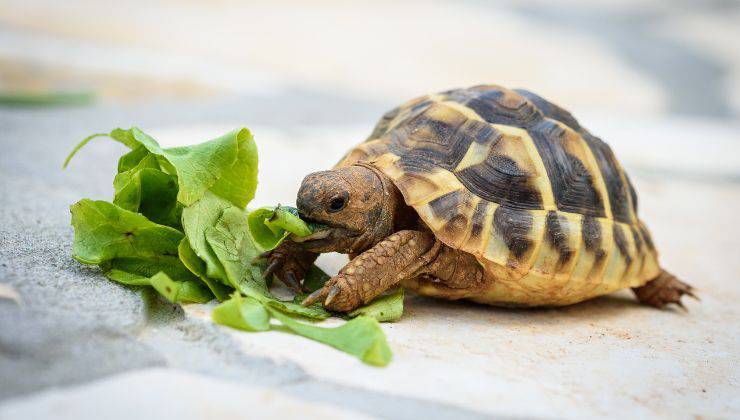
632;270;698;309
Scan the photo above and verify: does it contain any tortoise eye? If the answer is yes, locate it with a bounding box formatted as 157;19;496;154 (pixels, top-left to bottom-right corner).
327;195;347;213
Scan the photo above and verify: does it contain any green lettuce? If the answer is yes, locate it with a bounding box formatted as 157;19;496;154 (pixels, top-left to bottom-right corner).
212;295;392;366
181;192;232;284
70;199;184;265
178;239;231;302
149;272;213;304
248;205;327;250
66;126;399;366
112;155;182;229
269;308;392;366
212;293;271;332
349;288;405;322
65;127;258;208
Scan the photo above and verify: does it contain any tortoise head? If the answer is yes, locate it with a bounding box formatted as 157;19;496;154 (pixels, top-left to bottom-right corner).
293;165;393;254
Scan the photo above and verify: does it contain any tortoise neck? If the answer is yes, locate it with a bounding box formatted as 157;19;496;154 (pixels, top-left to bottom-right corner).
350;163;417;248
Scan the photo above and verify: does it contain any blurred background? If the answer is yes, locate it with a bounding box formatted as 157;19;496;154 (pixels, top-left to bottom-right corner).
1;0;739;180
1;0;739;117
2;1;740;419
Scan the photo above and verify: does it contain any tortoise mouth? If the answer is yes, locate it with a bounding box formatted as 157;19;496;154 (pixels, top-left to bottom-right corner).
291;229;331;243
290;221;362;253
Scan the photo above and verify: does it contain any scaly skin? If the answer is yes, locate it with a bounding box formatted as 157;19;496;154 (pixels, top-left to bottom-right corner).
632;270;697;309
303;230;438;311
259;241;318;292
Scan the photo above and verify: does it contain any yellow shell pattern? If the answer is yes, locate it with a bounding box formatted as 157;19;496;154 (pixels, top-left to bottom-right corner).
337;85;661;306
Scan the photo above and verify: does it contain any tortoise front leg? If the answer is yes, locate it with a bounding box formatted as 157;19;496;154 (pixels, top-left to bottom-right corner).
303;230;438;312
257;241;319;292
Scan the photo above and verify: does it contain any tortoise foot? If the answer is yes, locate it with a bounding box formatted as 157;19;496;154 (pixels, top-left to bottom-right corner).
254;241;317;293
633;270;698;309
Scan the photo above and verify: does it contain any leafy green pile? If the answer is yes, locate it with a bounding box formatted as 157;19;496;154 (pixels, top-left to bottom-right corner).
65;127;402;366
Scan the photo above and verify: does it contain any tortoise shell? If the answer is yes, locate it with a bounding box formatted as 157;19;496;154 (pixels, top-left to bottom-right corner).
337;85;660;305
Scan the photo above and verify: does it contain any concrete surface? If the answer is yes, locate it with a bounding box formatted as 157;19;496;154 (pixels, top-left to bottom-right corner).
0;369;376;420
1;0;740;419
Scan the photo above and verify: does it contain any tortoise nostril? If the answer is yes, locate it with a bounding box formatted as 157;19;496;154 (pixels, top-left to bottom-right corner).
296;195;308;212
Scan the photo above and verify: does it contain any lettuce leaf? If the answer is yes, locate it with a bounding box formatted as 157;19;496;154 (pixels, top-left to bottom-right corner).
149;271;213;304
248;205;325;250
212;293;270;332
70;199;184;265
178;239;231;302
181;192;232;284
66;127;397;366
269;308;392;367
65;127;258;209
212;295;392;366
349;288;404;322
112;154;182;229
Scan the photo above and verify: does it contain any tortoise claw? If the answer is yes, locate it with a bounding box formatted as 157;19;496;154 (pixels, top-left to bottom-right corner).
283;271;305;293
302;287;328;307
324;285;340;306
262;259;283;279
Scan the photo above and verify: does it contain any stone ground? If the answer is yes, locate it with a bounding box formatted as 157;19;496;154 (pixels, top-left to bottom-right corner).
1;1;740;419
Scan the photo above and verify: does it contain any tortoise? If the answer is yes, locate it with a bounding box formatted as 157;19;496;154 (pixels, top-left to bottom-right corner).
261;84;696;312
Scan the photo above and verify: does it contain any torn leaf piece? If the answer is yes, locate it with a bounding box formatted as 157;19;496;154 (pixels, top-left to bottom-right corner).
101;256;198;286
70;199;213;302
129;127;257;208
65;127;258;209
349;288;404;322
70;199;183;265
248;206;325;250
178;239;231;302
265;299;330;321
212;293;270;332
181;192;232;285
112;154;182;229
268;308;392;367
205;206;264;293
150;272;213;304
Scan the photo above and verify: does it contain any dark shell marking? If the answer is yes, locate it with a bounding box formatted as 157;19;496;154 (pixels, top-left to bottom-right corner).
428;190;471;238
546;210;573;267
528;119;605;217
493;205;533;260
639;224;656;251
514;89;582;132
612;223;632;267
443;85;543;128
391;104;544;209
631;225;644;253
512;88;636;224
456;153;542;210
581;216;602;252
581;132;633;223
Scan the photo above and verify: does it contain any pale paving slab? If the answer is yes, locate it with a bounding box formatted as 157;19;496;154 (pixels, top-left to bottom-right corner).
0;369;375;420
